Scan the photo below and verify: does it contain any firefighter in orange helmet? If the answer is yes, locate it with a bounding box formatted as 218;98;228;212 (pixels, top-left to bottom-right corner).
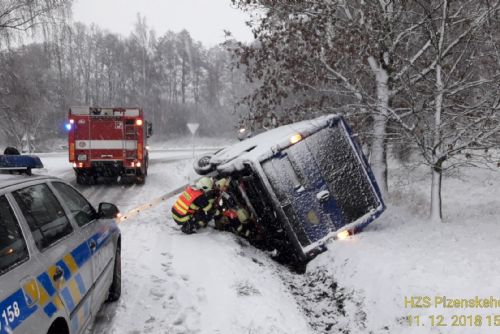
171;177;217;234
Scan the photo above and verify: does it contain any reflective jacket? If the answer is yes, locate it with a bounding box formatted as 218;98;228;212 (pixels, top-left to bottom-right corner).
172;186;213;223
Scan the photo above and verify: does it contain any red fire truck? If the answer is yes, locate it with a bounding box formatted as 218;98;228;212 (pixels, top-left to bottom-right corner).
67;106;152;184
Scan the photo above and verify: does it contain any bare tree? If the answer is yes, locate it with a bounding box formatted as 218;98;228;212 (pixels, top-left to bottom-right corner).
390;0;500;222
0;0;72;47
229;0;440;196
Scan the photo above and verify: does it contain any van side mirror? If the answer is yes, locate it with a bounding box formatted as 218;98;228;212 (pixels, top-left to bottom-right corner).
98;202;120;219
147;122;153;138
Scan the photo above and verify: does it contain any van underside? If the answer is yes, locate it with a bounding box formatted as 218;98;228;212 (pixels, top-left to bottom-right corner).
221;166;318;271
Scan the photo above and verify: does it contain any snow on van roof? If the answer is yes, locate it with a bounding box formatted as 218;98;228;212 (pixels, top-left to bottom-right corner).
214;114;340;173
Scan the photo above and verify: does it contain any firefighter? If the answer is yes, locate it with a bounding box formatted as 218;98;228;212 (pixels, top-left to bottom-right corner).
213;177;253;238
171;177;217;234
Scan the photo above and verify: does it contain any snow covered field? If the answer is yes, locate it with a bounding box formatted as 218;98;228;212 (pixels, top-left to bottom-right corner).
309;162;500;334
35;145;499;334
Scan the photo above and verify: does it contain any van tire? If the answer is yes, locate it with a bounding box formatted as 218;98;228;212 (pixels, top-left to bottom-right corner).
106;244;121;302
193;154;215;175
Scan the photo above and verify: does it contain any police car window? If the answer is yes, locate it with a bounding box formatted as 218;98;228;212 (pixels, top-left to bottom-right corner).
0;195;29;275
13;184;73;251
52;182;96;227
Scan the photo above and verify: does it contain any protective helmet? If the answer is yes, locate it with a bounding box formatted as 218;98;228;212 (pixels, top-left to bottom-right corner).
196;177;214;192
215;177;230;190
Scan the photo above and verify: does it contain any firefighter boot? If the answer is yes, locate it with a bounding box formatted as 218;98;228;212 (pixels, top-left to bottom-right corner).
181;221;196;234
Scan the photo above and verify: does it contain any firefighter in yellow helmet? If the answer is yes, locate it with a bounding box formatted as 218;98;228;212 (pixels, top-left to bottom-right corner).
171;177;217;234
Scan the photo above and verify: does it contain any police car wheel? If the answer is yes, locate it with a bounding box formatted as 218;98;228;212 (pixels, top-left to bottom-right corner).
106;244;121;302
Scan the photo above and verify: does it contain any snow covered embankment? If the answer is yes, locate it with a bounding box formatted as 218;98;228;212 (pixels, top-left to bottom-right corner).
91;199;314;334
306;165;500;334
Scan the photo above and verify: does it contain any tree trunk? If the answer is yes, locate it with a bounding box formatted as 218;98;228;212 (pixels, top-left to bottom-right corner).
371;112;388;196
368;56;390;196
431;60;444;222
430;164;443;222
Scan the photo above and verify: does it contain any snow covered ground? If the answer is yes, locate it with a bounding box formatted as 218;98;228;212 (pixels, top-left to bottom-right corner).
307;162;500;334
35;144;500;334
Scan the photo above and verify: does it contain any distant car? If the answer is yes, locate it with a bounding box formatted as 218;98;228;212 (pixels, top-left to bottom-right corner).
194;114;385;263
0;175;121;334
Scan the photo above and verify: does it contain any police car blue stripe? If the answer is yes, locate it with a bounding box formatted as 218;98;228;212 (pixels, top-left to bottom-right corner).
89;234;99;251
92;231;112;252
43;302;57;318
74;273;86;295
55;260;72;281
0;289;38;334
37;272;56;297
60;288;76;312
71;242;92;267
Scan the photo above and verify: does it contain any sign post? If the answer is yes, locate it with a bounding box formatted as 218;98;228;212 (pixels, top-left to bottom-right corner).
186;123;200;159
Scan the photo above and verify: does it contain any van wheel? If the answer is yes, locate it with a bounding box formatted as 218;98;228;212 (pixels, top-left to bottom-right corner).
106;244;121;302
193;154;215;175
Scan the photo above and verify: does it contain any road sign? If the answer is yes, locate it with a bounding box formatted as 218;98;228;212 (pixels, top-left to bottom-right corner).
187;123;199;134
187;123;200;161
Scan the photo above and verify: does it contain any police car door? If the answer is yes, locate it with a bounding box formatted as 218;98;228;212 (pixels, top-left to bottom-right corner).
51;182;115;322
12;183;92;334
0;194;40;334
52;182;115;320
50;182;100;333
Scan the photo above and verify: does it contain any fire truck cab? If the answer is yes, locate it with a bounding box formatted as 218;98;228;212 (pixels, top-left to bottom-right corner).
67;106;152;185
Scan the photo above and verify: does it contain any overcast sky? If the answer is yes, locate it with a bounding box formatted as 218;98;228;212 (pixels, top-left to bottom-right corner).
72;0;254;47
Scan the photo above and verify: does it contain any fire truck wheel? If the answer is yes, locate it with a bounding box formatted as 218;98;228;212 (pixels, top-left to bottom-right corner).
76;174;94;185
136;176;145;185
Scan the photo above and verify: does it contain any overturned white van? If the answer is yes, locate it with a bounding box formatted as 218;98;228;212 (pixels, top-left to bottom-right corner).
194;114;385;263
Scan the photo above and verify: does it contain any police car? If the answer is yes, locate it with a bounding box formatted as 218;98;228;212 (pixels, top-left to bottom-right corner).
0;175;121;334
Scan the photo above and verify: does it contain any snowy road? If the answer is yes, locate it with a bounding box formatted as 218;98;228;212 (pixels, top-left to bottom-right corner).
37;148;217;212
33;148;500;334
36;148;315;334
